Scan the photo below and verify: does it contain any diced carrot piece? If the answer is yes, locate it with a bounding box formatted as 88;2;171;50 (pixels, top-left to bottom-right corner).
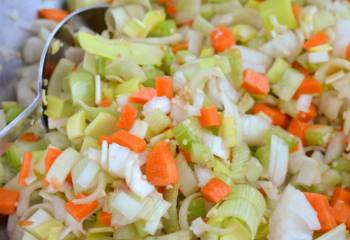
18;152;32;187
98;98;112;108
45;148;62;173
288;118;309;144
156;76;174;99
252;104;287;127
0;188;19;215
330;202;350;224
20;132;40;142
110;130;147;153
304;32;328;50
200;106;221;128
210;25;235;53
181;150;192;163
98;135;112;145
331;187;350;205
65;194;99;222
165;2;176;16
243;69;269;95
201;178;231;203
297;104;317;122
346;43;350;61
304;192;337;232
293;76;322;99
129;87;157;104
292;62;309;77
292;4;301;19
99;211;112;226
171;42;188;54
37;8;69;22
117;104;138;130
146;141;178;186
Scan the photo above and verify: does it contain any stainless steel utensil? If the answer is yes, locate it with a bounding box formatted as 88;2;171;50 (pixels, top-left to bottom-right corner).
0;5;108;155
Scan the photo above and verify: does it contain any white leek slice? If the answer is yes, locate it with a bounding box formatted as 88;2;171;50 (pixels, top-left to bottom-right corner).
241;115;271;146
268;135;289;187
194;166;212;187
26;209;53;231
270;185;320;240
142;96;171;117
296;94;312;113
308;52;329;63
95;75;102;105
129;120;149;139
294;156;322;186
316;224;347;240
45;148;80;190
108;143;138;178
176;154;199;196
76;159;100;190
111;191;142;220
202;133;228;160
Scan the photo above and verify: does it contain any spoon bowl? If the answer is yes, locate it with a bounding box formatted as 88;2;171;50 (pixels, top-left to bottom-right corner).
0;5;108;154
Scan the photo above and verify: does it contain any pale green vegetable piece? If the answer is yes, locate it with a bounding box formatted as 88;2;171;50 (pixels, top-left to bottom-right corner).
78;31;164;66
66;111;87;140
69;70;95;106
272;68;304;101
85;112;117;138
267;58;290;83
145;109;171;134
48;58;75;96
115;78;140;96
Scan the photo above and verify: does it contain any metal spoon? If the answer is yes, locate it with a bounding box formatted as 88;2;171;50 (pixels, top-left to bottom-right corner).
0;5;108;154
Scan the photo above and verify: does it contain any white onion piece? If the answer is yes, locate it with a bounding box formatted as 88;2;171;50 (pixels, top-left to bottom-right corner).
142;96;171;117
194;166;213;187
179;193;201;230
22;37;44;64
296;95;313;113
73;174;106;205
39;191;66;222
257;181;280;201
325;132;345;164
269;135;289;187
187;30;203;56
116;94;129;110
19;203;53;221
332;19;350;58
7;214;19;237
16;181;43;216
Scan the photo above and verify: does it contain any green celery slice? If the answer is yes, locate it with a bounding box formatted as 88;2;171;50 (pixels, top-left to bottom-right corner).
66;111;87;140
272;68;304;101
267;58;290;83
305;125;333;147
145;109;171;134
48;58;75;96
226;49;244;88
260;0;297;33
263;126;298;151
231;143;250;181
78;31;164;66
115;78;140;96
69;70;95;106
85;112;117;138
163;183;180;233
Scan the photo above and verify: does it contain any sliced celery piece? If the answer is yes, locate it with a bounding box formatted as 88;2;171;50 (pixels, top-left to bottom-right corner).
48;58;75;96
150;20;177;37
80;136;99;153
145;109;171;135
172;122;198;151
78;32;164;66
263;126;298;151
246;36;267;49
143;65;164;87
272;68;304;101
313;10;335;32
33;220;63;240
260;0;297;33
255;145;270;169
191;142;213;166
333;158;350;172
105;59;146;82
200;48;215;58
72;158;99;193
115;78;140;96
219;218;251;240
267;58;290;83
46;96;73;119
123;18;147;38
66;111;87;140
102;81;116;100
114;224;139;240
162;48;175;75
193;16;214;36
226;49;243;88
231;24;257;43
305;125;333;147
220;116;237;148
176;50;195;64
163;184;180;233
85;112;117;138
187;197;206;222
231;143;250;180
69;70;95;106
78;100;118;121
